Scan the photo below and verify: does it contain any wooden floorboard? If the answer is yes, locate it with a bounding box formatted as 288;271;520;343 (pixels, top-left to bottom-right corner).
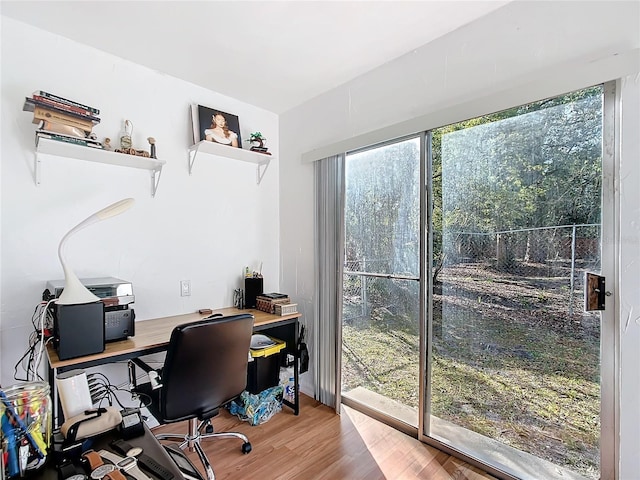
152;394;498;480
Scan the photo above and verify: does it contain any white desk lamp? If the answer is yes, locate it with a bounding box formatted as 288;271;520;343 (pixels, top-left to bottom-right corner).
56;198;135;305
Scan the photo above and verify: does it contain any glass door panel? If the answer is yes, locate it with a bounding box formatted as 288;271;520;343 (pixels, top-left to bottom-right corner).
341;138;421;426
429;86;604;479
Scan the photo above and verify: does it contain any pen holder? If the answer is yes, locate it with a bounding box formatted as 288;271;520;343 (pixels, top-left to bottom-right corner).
1;382;52;478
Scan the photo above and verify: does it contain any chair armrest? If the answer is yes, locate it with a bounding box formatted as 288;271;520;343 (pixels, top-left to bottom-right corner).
128;359;163;391
131;357;155;374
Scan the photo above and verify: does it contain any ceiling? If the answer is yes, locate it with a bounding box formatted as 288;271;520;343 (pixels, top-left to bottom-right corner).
1;1;511;114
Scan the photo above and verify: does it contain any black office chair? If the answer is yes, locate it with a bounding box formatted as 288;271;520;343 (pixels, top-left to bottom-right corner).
129;314;254;480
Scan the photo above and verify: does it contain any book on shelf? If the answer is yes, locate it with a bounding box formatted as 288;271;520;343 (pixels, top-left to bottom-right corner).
28;105;96;131
32;90;100;115
24;98;100;124
32;94;97;118
36;131;103;149
38;120;90;138
36;126;97;143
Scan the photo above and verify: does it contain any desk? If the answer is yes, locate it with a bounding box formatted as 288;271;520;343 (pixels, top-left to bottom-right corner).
46;307;301;427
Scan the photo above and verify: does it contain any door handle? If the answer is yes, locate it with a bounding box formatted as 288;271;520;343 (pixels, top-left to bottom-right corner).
585;272;609;311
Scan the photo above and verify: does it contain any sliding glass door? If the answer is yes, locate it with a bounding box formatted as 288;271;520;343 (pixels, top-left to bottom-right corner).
341;137;421;427
427;85;608;479
340;84;613;479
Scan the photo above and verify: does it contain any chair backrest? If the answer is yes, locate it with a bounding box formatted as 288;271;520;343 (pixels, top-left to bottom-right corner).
159;313;254;422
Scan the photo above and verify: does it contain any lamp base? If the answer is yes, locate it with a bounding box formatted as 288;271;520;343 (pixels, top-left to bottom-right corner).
52;302;105;360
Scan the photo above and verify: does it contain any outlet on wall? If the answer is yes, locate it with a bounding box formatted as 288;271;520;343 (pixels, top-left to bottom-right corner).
180;280;191;297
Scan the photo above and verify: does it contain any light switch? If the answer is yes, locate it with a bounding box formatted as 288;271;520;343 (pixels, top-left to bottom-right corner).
180;280;191;297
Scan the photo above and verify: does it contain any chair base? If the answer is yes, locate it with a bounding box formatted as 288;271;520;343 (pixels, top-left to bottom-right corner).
155;418;251;480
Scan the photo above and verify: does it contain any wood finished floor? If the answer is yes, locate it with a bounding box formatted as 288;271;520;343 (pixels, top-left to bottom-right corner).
153;394;497;480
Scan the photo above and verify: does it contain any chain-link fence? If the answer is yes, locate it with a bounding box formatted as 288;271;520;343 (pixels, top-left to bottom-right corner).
344;224;601;319
343;259;395;322
444;224;600;315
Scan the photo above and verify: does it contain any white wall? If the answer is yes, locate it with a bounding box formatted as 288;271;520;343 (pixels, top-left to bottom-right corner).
0;17;280;387
279;1;639;478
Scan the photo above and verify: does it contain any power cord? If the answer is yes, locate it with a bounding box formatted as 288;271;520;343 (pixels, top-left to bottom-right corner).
86;371;152;411
14;300;55;382
87;372;128;409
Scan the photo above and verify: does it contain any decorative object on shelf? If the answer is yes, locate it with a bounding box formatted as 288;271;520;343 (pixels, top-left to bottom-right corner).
147;137;156;159
190;104;241;148
246;132;271;155
115;148;150;158
114;120;151;157
103;138;113;151
119;119;133;150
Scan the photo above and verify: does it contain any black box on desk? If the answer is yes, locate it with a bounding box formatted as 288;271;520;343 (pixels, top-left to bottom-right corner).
245;277;263;308
52;302;105;360
247;337;285;394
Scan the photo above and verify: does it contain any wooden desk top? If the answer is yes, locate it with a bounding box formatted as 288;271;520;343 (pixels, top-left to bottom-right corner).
46;306;301;370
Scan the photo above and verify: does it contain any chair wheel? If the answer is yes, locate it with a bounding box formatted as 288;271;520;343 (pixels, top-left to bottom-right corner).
241;442;252;454
205;424;214;434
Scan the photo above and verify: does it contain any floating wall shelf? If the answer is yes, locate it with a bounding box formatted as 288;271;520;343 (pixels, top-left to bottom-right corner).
34;137;167;197
188;140;272;185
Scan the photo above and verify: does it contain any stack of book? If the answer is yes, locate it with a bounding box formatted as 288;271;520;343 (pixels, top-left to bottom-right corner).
256;293;291;314
23;91;102;149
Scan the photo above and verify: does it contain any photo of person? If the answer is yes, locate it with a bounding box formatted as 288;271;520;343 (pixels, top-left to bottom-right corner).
194;105;242;148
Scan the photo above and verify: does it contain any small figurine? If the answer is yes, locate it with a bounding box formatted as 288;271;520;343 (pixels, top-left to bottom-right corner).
103;138;112;151
147;137;157;159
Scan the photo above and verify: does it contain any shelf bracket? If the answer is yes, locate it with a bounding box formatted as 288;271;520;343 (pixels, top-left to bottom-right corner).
256;159;270;185
151;167;163;197
188;145;199;175
34;153;42;186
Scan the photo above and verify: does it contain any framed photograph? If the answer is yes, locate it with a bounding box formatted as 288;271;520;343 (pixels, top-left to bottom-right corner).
191;104;242;148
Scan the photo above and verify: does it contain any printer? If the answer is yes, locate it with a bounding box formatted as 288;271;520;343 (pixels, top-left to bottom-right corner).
44;277;136;343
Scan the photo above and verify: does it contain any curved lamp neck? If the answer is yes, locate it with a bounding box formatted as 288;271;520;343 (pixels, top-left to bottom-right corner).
56;198;135;305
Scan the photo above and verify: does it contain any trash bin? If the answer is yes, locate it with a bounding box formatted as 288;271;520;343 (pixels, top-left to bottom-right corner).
247;336;285;394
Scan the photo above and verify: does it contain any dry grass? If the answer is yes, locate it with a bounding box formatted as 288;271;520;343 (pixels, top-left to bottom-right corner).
342;262;600;479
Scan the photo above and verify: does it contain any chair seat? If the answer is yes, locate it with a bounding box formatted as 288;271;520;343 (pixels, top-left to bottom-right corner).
137;381;221;423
